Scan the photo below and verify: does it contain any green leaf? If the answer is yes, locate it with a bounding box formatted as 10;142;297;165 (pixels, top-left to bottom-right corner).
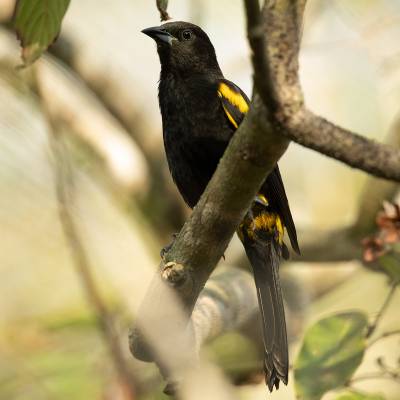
14;0;71;66
335;390;385;400
294;312;368;400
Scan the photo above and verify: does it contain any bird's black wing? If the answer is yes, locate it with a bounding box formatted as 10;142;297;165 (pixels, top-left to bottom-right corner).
262;167;300;254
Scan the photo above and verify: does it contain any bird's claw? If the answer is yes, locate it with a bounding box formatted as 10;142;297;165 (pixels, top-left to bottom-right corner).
160;233;178;259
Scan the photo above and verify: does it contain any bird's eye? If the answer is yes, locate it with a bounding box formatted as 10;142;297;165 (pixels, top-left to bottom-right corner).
181;29;193;41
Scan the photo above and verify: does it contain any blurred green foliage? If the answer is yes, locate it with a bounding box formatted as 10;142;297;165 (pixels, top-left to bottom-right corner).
294;312;368;400
335;391;385;400
0;317;104;400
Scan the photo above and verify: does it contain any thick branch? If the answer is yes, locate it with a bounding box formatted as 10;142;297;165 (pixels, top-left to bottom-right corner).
191;267;258;352
245;0;400;182
130;267;258;395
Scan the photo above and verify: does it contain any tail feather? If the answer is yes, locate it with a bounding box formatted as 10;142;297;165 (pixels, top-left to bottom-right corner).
244;239;288;392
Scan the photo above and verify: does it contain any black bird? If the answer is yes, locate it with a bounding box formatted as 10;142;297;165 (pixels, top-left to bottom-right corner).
142;21;300;392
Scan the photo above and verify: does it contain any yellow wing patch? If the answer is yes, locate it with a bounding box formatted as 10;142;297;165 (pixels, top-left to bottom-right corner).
218;82;249;114
222;106;239;128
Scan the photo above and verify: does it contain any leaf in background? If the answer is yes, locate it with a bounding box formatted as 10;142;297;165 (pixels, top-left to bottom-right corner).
157;0;171;21
294;312;368;400
335;391;385;400
14;0;71;66
378;253;400;284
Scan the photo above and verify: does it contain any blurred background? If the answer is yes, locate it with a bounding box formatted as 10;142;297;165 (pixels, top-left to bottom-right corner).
0;0;399;399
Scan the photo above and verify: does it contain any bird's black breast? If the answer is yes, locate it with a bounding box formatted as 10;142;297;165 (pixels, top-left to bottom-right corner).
159;73;233;208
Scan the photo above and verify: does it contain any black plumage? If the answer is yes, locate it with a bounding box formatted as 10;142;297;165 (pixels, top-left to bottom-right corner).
142;21;299;392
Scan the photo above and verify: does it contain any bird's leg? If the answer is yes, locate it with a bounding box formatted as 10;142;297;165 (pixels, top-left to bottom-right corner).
160;233;178;259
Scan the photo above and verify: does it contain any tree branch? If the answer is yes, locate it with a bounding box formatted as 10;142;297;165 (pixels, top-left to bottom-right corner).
287;110;400;182
245;0;400;182
129;265;258;394
295;112;400;263
190;267;258;352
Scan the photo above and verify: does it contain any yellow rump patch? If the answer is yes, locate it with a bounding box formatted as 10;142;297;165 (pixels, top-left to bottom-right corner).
218;83;249;114
252;212;284;244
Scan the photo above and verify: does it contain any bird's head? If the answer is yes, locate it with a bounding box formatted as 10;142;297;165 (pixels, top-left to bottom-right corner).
142;21;220;76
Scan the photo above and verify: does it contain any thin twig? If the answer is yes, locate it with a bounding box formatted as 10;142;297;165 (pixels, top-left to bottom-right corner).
366;283;398;338
368;329;400;348
348;372;400;384
157;0;171;21
348;357;400;386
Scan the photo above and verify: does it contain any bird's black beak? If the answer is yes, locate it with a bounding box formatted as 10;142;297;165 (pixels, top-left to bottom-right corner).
142;26;173;45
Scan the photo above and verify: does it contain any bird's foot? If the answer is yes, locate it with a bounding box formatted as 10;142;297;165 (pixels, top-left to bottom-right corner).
160;233;178;259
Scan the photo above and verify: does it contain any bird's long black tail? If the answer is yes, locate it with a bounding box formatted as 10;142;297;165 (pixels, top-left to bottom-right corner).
243;238;288;392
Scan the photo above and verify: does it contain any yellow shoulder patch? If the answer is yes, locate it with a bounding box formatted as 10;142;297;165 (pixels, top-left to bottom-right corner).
217;82;249;114
256;194;269;206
